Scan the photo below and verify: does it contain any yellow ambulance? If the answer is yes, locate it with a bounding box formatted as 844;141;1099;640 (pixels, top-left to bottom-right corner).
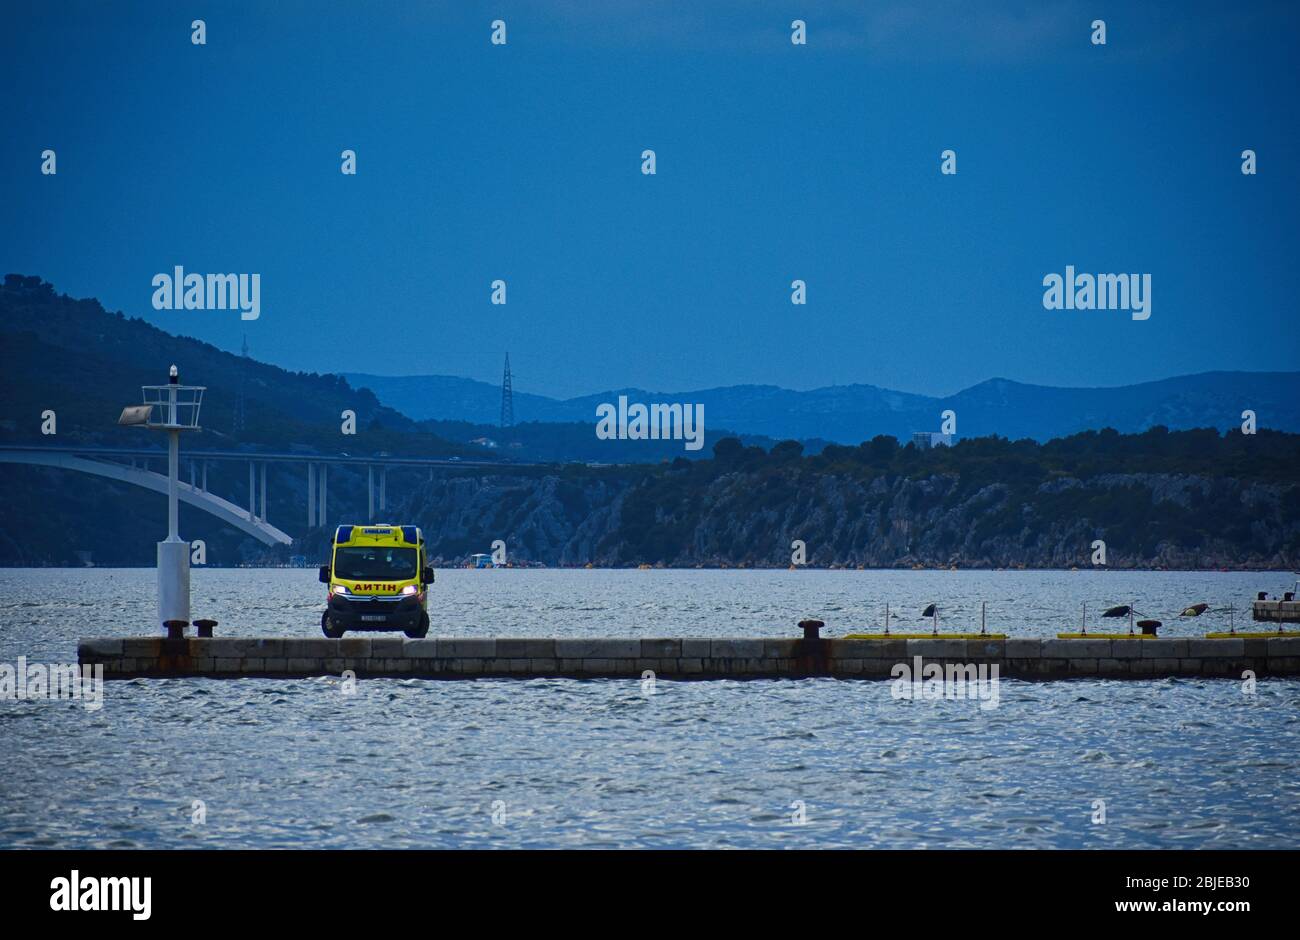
318;524;433;638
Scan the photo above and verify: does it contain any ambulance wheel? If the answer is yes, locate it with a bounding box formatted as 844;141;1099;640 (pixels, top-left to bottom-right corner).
322;613;345;639
405;614;429;639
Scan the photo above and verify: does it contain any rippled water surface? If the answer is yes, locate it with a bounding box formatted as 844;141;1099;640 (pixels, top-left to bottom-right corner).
2;568;1298;848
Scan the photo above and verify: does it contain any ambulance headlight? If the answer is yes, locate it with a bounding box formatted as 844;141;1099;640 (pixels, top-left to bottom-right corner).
330;584;352;597
400;584;418;595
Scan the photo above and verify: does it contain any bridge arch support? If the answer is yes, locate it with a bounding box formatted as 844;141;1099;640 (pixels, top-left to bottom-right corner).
0;449;292;546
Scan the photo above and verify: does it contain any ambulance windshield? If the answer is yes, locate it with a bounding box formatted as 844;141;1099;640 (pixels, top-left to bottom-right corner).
333;546;418;581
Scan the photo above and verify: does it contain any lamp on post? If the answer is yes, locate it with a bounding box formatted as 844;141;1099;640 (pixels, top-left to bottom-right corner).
119;365;205;638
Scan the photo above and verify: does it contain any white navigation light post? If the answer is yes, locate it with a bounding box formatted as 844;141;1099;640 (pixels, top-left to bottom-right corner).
118;365;205;637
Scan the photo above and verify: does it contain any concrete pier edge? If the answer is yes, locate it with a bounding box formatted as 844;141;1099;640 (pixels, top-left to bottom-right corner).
77;635;1300;680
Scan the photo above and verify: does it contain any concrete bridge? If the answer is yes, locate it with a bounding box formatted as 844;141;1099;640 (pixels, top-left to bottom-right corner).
0;444;533;547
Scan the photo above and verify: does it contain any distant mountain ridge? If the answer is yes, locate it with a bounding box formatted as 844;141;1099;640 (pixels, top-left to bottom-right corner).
345;370;1300;444
3;276;1296;569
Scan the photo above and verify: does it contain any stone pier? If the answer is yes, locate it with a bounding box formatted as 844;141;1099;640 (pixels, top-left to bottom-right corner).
76;635;1300;679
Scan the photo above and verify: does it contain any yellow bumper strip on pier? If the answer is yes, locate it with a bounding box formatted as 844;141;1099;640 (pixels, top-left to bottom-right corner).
845;633;1007;640
1056;633;1155;639
1204;631;1300;639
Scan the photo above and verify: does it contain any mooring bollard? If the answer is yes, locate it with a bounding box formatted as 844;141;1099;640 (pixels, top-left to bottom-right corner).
798;618;824;640
164;619;188;640
193;619;217;638
794;619;830;675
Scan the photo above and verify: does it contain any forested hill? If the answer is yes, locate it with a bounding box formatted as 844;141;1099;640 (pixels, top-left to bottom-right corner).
2;275;1297;569
0;275;774;462
393;430;1300;570
0;274;468;457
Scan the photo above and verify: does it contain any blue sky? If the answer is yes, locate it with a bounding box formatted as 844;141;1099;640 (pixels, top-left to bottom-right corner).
2;0;1298;398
